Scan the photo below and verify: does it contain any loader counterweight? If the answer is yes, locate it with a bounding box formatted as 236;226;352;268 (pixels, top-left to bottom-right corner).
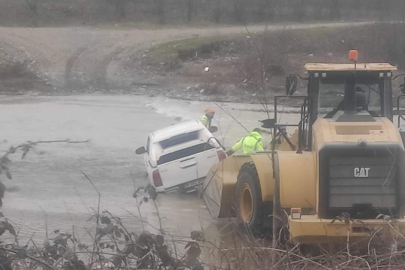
289;215;405;245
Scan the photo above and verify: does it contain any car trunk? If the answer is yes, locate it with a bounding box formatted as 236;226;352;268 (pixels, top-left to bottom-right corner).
157;143;219;190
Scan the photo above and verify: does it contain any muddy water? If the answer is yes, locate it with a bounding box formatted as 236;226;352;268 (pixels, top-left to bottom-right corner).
0;95;300;261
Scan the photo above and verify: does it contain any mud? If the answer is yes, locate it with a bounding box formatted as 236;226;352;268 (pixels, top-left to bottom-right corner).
0;95;301;250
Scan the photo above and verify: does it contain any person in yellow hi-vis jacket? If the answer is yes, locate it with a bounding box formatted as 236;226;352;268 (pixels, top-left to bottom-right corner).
200;108;215;129
226;129;264;156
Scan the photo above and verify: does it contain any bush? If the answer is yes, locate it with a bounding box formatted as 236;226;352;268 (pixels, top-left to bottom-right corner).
0;184;205;270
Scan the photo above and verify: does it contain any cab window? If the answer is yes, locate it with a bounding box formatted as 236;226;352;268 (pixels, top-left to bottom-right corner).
317;73;382;118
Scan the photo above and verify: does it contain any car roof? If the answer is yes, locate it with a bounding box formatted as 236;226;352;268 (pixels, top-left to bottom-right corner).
152;120;205;142
305;63;397;72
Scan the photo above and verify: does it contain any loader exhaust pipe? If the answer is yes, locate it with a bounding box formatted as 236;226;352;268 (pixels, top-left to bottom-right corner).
344;72;357;114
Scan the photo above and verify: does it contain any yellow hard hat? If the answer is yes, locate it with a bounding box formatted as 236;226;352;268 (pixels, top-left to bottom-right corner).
205;108;216;114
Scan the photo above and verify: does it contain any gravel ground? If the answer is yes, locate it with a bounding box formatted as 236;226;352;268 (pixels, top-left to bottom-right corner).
0;22;369;95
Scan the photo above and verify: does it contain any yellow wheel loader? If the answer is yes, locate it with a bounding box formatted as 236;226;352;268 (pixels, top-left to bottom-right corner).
202;52;405;245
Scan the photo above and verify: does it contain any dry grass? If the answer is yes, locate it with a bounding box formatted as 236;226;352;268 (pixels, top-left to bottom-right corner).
4;209;405;270
201;219;405;270
139;22;405;103
0;60;53;94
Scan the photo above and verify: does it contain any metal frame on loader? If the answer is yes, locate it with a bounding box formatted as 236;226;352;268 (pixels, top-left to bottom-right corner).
202;51;405;245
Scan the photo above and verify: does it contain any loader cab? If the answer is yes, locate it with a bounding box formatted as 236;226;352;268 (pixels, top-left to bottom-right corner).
306;63;396;121
294;63;397;151
296;63;403;220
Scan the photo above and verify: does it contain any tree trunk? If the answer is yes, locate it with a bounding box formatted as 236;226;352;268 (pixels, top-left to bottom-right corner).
213;0;222;23
329;0;341;21
233;0;244;23
292;0;305;21
25;0;38;14
25;0;39;27
155;0;165;24
186;0;194;23
115;0;127;21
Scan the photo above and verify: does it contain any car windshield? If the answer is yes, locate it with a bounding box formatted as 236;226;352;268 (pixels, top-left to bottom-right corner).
319;82;382;118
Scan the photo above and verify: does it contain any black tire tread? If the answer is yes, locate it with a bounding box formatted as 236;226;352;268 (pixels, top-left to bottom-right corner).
236;162;264;234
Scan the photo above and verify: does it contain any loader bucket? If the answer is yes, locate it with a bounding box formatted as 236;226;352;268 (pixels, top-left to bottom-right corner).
202;155;252;218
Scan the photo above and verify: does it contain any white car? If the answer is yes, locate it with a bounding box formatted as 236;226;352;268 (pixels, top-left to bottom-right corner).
136;120;226;193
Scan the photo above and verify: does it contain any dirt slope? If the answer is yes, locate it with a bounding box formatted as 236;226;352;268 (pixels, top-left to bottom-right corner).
0;22;368;94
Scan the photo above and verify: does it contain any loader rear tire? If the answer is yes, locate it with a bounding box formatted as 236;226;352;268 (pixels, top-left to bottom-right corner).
236;163;263;235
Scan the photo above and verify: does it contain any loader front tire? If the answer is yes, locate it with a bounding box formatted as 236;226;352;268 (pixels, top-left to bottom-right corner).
236;163;263;234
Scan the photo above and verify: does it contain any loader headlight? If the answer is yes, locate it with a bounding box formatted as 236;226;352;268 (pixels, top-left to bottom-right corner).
291;208;301;219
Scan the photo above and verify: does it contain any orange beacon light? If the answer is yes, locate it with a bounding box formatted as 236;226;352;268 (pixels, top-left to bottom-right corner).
349;50;358;62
